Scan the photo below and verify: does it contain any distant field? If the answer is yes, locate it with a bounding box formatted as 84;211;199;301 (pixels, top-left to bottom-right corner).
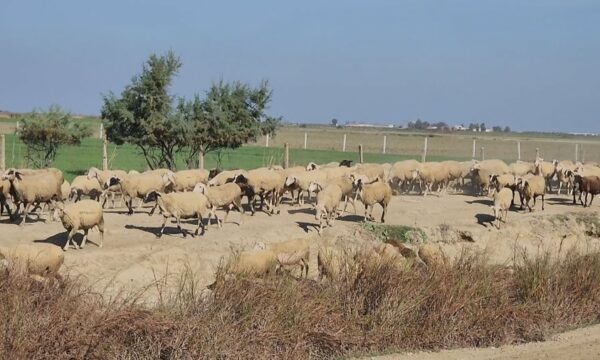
2;120;600;181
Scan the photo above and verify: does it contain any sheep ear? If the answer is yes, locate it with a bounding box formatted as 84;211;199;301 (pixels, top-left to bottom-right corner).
15;172;23;180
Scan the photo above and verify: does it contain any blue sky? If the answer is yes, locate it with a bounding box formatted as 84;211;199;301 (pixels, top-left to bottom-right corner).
1;0;599;132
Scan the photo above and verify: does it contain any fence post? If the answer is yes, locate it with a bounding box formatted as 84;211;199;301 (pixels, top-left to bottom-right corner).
481;146;485;161
0;134;5;171
198;151;204;170
358;144;364;164
304;132;307;150
283;143;289;169
382;135;387;154
15;121;19;132
575;144;579;162
102;134;108;171
472;139;476;159
582;145;585;163
99;123;103;139
342;134;347;152
517;141;521;161
535;148;540;161
265;133;270;147
422;137;428;162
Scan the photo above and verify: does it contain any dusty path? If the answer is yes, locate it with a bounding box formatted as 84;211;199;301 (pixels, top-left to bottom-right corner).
364;323;600;360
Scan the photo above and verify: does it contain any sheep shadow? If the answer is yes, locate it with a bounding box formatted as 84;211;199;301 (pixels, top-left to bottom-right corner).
295;221;317;233
546;197;576;206
475;213;495;228
124;224;198;238
337;214;365;222
35;231;102;249
466;199;493;206
287;207;314;215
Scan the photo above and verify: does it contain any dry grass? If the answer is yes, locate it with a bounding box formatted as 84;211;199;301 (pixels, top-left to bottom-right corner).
2;250;600;359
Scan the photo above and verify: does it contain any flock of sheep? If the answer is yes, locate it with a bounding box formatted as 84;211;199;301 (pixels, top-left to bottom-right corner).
1;156;600;281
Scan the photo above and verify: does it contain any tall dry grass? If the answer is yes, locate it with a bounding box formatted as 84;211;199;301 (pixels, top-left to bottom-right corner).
2;250;600;359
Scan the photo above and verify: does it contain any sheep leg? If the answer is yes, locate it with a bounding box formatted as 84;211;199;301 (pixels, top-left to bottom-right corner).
126;197;134;215
64;228;78;251
368;204;375;221
380;203;387;223
194;214;206;236
148;201;158;216
19;203;31;226
214;210;222;228
157;216;167;238
80;229;89;249
97;218;104;248
176;217;186;238
584;192;589;207
2;200;14;221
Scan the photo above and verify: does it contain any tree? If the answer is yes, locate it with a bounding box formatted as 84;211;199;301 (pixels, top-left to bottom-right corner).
492;126;503;132
179;80;280;169
480;123;487;132
504;126;511;133
101;51;186;170
18;105;91;168
331;118;338;127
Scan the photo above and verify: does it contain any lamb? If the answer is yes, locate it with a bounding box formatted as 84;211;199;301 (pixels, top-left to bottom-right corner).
353;178;392;223
489;173;518;207
69;175;103;202
534;158;557;191
53;200;104;251
193;183;244;227
1;170;63;225
0;244;64;280
492;187;513;229
469;166;495;196
556;168;575;195
516;175;546;212
106;171;175;215
314;184;344;235
572;174;600;207
145;190;211;238
172;169;209;191
388;160;420;193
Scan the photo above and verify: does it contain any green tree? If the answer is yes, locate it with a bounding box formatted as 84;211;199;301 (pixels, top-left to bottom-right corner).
480;123;487;132
179;80;279;169
18;105;91;168
331;118;338;127
101;51;185;170
504;126;511;133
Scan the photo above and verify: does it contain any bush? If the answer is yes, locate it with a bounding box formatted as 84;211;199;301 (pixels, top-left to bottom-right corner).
2;250;600;359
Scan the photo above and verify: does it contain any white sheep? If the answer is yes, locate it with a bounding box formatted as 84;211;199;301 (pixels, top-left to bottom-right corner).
1;178;14;220
534;158;557;192
233;169;285;215
309;175;357;214
54;200;104;251
87;167;128;208
106;171;175;215
193;182;244;227
146;190;212;238
314;184;344;235
173;169;209;192
516;175;546;212
60;180;71;201
256;238;311;278
489;173;518;206
353;163;386;182
284;170;328;206
0;244;64;280
70;175;103;202
492;187;513;229
1;170;63;225
208;169;248;187
353;178;392;223
228;248;279;277
509;161;535;177
388;160;420;193
412;162;451;196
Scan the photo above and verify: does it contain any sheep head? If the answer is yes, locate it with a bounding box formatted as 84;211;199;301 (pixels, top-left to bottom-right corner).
208;168;222;180
193;183;207;194
306;162;318;171
308;181;322;193
106;176;121;188
284;176;297;187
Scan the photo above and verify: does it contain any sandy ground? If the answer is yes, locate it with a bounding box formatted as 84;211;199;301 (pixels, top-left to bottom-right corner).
1;190;600;358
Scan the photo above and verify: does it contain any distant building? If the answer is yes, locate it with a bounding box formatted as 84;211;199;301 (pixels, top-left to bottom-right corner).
345;122;395;129
452;125;467;131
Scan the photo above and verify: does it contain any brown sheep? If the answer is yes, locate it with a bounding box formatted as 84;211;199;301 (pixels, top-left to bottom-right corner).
573;174;600;207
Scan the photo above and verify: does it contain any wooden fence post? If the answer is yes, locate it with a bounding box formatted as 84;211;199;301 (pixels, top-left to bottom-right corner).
102;134;108;171
0;134;5;171
283;143;289;169
535;148;540;161
481;146;485;161
358;144;364;164
304;132;307;149
422;137;428;162
517;141;521;161
198;151;204;170
575;144;579;162
382;135;387;154
582;145;585;163
472;139;476;159
342;134;347;152
265;133;270;147
99;123;104;139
